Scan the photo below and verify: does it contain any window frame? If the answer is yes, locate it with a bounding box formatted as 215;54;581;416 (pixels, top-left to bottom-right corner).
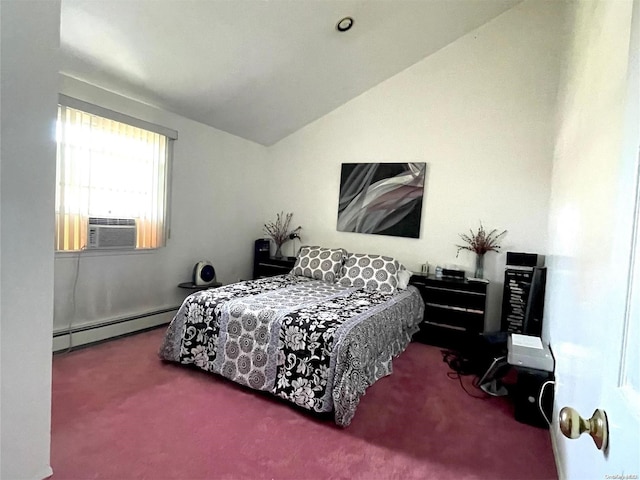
55;95;177;253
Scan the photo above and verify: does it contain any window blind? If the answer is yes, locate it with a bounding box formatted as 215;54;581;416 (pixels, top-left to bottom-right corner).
55;102;173;251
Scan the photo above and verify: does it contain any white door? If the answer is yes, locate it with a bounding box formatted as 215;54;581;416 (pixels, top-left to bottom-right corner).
545;1;639;478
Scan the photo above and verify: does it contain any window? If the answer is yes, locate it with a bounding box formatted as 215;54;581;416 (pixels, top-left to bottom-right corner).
55;96;177;251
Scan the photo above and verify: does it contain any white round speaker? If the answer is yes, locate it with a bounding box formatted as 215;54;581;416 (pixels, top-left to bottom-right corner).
193;261;216;286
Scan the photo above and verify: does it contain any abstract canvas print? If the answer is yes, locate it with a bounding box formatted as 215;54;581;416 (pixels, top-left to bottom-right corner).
337;162;426;238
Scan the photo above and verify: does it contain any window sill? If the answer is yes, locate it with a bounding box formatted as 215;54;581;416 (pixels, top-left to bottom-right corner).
55;247;162;258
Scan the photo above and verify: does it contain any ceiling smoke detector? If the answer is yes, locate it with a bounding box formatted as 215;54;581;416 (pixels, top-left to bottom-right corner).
336;17;354;32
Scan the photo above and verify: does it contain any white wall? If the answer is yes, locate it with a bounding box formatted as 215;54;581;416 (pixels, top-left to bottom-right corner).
265;0;564;331
53;77;268;337
54;0;565;338
0;1;60;478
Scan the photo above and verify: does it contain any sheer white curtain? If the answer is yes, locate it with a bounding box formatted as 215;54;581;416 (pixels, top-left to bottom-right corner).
55;105;168;250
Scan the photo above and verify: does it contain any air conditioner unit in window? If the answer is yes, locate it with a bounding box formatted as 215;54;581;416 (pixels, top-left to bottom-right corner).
87;217;137;249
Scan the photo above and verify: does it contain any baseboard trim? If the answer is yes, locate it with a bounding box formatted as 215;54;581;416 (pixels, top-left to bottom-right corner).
52;306;179;353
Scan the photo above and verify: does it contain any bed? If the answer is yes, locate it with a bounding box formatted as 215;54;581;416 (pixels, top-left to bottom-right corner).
158;247;425;426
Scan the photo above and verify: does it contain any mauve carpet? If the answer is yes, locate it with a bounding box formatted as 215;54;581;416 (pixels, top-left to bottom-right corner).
51;327;557;480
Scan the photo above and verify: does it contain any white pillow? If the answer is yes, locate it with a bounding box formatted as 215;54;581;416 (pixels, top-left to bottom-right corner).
397;267;412;290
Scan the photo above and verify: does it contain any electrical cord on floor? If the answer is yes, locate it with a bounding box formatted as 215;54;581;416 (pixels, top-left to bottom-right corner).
538;380;555;425
61;245;86;354
441;349;489;399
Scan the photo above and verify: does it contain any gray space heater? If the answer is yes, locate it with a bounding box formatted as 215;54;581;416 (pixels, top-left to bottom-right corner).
193;261;216;286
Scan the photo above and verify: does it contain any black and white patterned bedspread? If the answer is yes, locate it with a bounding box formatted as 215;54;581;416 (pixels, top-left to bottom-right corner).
158;274;424;426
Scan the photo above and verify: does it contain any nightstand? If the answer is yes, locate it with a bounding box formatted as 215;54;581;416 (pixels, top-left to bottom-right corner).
178;281;222;291
253;256;296;279
409;273;488;347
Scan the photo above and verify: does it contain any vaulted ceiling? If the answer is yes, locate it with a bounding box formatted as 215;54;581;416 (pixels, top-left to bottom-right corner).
60;0;522;146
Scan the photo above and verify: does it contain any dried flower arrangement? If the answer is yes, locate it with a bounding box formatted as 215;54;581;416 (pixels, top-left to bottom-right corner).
263;212;302;257
456;222;507;257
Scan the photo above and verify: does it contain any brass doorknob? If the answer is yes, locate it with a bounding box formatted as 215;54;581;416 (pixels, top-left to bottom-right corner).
559;407;609;450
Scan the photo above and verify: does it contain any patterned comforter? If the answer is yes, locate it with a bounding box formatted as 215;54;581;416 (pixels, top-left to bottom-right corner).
158;274;424;426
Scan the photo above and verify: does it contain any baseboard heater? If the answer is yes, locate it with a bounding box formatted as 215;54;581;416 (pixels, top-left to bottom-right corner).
53;306;180;353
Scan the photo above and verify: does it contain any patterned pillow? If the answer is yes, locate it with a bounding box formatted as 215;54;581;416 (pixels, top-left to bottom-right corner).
338;253;402;293
291;246;347;283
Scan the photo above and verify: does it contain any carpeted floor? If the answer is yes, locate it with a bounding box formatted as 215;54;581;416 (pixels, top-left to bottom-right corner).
51;327;557;479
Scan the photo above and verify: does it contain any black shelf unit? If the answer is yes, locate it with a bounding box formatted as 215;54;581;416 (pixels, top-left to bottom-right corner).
410;273;488;347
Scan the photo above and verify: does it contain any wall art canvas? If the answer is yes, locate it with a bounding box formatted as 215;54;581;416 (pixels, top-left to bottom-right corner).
337;162;427;238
